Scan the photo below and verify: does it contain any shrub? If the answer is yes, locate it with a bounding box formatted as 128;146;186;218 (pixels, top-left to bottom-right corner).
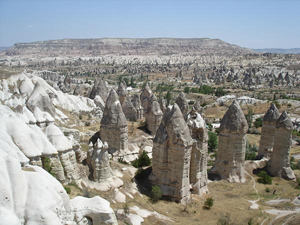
254;118;263;128
203;197;214;210
79;114;83;120
151;185;162;203
64;186;71;194
217;213;236;225
208;131;218;153
257;171;272;184
265;187;270;193
131;151;151;168
123;203;129;215
118;158;128;164
245;142;258;160
42;157;55;177
296;178;300;189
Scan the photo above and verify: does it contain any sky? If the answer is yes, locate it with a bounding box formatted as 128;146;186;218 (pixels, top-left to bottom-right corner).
0;0;299;48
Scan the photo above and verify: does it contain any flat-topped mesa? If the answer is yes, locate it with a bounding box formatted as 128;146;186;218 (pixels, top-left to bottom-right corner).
187;109;209;195
267;111;295;180
150;104;193;203
175;92;189;120
117;81;128;106
87;137;113;182
145;96;163;135
258;104;280;158
100;89;128;156
140;82;153;113
211;100;248;183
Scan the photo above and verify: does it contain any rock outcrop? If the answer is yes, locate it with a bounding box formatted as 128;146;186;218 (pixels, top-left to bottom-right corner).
140;83;153;113
131;94;144;120
117;81;128;106
150;104;193;203
100;89;128;156
267;111;296;180
45;124;81;183
211;100;248;183
258;104;280;158
87;138;113;182
0;148;117;225
187;109;208;195
175;92;189;120
145;96;163;135
89;78;109;101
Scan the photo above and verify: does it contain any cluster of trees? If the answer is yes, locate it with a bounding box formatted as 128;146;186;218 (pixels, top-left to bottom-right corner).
118;75;137;88
184;85;226;97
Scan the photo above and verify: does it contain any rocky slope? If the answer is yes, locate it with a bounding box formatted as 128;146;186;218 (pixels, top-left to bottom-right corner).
5;38;252;56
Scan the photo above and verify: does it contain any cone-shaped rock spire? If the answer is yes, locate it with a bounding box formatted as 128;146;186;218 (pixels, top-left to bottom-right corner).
211;100;248;183
267;111;295;180
150;104;193;203
258;103;280;158
100;89;128;155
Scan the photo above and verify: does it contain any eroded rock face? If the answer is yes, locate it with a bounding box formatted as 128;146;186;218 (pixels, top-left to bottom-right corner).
145;96;163;135
0;149;117;225
89;79;109;101
45;124;81;183
100;89;128;156
267;111;296;180
187;109;208;195
175;92;189;120
117;81;128;106
140;83;153;113
131;94;144;120
26;81;56;117
122;96;138;121
150;104;193;203
87;138;113;182
258;104;280;158
211;100;248;183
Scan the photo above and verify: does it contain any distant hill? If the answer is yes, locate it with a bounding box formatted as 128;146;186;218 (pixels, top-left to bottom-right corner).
0;46;11;52
253;48;300;54
5;38;252;56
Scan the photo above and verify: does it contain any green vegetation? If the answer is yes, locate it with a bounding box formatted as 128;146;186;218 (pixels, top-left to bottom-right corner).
265;187;270;193
245;142;258;160
64;186;71;194
257;171;272;184
203;197;214;210
254;117;263;128
150;185;162;203
215;87;227;97
156;83;174;92
217;214;237;225
118;158;129;164
245;108;253;130
208;131;218;153
165;91;172;106
123;203;130;215
131;151;151;168
184;86;190;94
295;177;300;190
42;157;55;177
273;100;281;109
189;85;215;95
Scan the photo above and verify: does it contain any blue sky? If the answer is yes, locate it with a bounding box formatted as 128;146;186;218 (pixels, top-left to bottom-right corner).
0;0;299;48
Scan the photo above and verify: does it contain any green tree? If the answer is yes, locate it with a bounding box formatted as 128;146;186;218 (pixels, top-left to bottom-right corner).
165;91;172;106
203;197;214;210
184;86;190;94
257;171;272;184
151;185;162;203
208;131;218;152
131;151;151;168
